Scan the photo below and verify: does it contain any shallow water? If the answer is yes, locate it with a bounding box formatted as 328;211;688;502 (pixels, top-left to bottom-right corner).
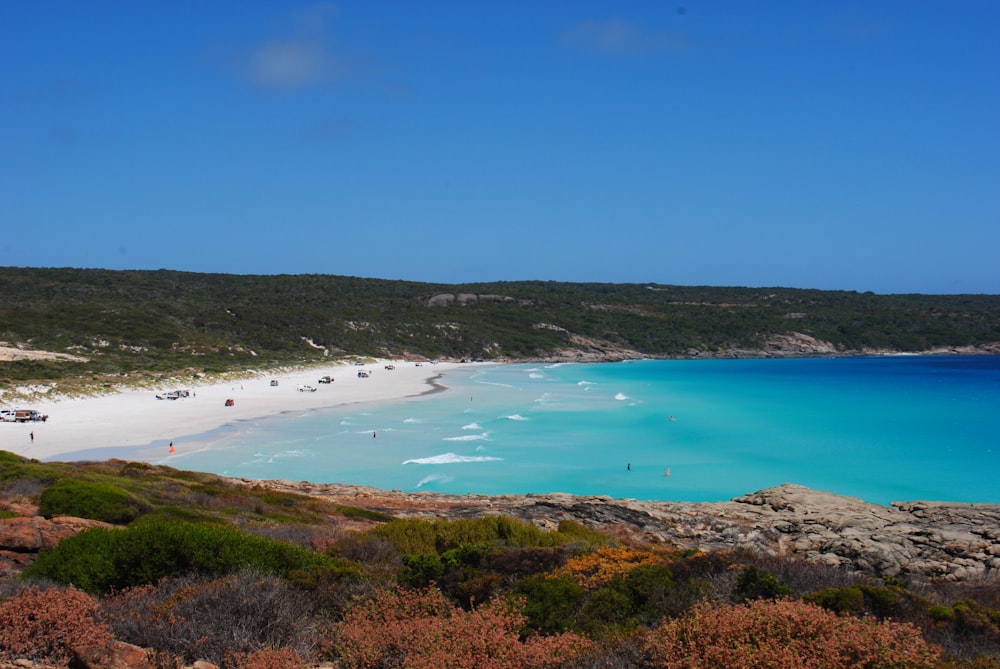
156;356;1000;505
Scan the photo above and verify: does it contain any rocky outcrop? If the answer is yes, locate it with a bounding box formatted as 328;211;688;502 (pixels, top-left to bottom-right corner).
0;515;112;577
425;293;515;307
234;480;1000;583
72;641;154;669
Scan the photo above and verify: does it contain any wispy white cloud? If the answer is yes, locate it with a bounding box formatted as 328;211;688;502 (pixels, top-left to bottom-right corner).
238;3;350;91
565;18;687;55
247;38;344;90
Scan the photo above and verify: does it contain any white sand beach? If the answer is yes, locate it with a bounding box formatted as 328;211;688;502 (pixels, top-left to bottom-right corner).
1;360;467;463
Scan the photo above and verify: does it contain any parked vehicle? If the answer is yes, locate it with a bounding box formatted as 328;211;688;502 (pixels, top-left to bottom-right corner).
225;398;235;407
1;410;17;422
270;380;279;386
297;384;317;392
155;390;190;400
14;409;47;423
318;376;334;384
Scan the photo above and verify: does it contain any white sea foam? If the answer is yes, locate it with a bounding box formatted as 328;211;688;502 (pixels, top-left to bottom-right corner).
476;380;516;389
615;392;629;401
462;422;481;430
403;452;503;465
528;372;544;379
578;380;595;386
444;433;489;441
416;473;452;487
503;414;528;421
403;417;421;424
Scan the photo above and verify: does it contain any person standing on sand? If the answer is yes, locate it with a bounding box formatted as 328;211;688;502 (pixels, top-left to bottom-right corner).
30;431;34;443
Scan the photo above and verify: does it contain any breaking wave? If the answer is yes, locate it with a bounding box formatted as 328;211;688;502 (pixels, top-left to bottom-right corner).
444;433;489;441
403;452;503;465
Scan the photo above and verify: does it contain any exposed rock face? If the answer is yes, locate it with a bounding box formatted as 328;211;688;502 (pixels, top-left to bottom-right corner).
235;480;1000;583
764;332;839;355
426;293;455;307
425;293;515;308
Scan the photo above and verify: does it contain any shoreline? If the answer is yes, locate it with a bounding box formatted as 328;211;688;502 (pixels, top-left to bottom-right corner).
1;360;475;463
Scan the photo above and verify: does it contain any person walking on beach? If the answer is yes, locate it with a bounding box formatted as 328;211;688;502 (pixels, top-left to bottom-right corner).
30;431;34;443
169;442;175;454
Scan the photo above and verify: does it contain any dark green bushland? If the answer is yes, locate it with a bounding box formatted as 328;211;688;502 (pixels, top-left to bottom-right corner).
38;478;149;524
369;515;607;557
23;520;355;594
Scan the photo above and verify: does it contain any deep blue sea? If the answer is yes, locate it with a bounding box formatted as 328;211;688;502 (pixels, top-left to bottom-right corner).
160;356;1000;505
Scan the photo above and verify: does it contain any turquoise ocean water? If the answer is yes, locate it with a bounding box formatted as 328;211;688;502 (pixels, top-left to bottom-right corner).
152;356;1000;505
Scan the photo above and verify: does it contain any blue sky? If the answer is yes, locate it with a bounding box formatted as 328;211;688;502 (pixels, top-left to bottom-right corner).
2;1;998;294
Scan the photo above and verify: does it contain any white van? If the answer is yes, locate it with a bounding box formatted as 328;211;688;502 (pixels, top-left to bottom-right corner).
0;410;16;422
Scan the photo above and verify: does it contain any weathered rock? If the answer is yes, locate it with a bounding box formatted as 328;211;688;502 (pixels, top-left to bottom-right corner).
72;641;152;669
426;293;455;307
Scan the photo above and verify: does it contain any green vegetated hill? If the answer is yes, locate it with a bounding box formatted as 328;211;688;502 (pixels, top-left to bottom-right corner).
1;451;998;667
2;266;999;384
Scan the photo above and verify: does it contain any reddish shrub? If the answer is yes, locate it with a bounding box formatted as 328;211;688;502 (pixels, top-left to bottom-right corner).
0;584;114;665
332;586;592;669
642;598;941;668
225;646;305;669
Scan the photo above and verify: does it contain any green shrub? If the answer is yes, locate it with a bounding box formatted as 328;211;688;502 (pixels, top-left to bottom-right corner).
623;563;675;625
805;585;866;615
859;584;901;617
516;574;587;635
370;518;438;556
733;564;792;603
398;553;444;588
0;451;24;465
23;520;349;594
335;505;394;522
369;515;593;558
927;604;955;621
555;519;612;546
39;478;149;524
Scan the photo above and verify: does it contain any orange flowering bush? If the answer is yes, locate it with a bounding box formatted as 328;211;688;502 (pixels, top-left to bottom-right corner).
332;586;592;669
553;546;662;590
0;585;114;665
641;598;941;668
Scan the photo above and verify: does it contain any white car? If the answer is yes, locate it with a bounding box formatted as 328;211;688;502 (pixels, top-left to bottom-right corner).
297;384;317;392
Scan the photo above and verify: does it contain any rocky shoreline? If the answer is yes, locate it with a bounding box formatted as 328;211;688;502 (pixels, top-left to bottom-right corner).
228;480;1000;583
3;480;999;585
